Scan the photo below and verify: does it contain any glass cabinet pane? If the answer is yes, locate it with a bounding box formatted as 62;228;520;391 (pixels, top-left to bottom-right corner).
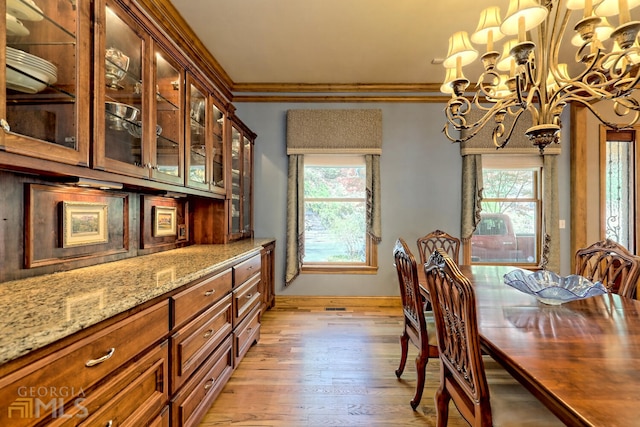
188;83;206;185
242;135;252;234
231;126;241;234
104;6;144;167
5;0;77;148
211;105;225;190
154;49;181;179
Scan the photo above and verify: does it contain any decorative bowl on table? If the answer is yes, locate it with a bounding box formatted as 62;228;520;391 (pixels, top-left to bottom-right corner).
503;269;607;305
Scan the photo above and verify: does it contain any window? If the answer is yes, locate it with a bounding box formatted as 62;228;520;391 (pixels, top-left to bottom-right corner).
471;156;542;265
602;130;638;252
302;155;376;273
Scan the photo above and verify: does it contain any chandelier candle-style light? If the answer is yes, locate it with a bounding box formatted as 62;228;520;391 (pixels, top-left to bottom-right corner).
441;0;640;152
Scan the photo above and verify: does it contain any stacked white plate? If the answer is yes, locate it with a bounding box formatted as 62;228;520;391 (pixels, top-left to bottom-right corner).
6;47;57;94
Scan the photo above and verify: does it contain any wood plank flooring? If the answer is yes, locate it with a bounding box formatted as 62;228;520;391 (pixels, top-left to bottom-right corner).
199;298;469;427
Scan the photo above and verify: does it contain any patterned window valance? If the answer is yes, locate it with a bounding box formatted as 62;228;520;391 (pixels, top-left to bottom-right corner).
286;109;382;154
460;109;561;156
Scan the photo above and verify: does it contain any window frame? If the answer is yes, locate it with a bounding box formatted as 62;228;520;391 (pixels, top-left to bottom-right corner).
300;154;378;275
467;155;543;267
600;128;639;252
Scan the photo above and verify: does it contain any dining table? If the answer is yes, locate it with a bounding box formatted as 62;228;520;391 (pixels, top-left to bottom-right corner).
419;264;640;427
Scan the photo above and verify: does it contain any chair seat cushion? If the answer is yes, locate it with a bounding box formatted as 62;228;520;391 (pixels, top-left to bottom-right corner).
483;357;564;426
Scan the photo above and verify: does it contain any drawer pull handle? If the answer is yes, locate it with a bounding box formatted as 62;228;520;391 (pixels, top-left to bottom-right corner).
204;289;216;296
245;294;253;299
106;421;113;427
204;377;216;391
85;348;115;367
203;329;215;338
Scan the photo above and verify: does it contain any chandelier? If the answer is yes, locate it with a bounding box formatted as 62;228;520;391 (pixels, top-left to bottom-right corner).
441;0;640;152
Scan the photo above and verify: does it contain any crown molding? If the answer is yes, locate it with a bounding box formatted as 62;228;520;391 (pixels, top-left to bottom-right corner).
231;82;442;93
232;94;450;103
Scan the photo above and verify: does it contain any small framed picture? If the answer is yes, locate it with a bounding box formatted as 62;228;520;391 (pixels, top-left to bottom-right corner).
62;202;109;247
154;206;177;237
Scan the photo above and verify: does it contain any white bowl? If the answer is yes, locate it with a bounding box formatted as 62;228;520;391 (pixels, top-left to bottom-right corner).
6;13;30;37
7;0;43;22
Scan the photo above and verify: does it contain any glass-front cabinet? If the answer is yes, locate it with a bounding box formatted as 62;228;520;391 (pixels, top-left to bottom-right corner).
230;125;242;237
242;134;252;235
229;120;254;240
2;0;90;166
185;74;227;194
151;44;183;185
210;102;225;195
186;76;207;190
95;2;148;178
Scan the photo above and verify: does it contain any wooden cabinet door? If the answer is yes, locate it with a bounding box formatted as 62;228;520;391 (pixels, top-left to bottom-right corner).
241;133;254;237
2;0;90;166
228;124;242;239
150;42;184;185
185;75;209;191
209;100;226;195
227;120;255;241
94;0;150;178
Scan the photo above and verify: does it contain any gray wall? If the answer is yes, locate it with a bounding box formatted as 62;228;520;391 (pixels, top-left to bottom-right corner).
235;102;572;296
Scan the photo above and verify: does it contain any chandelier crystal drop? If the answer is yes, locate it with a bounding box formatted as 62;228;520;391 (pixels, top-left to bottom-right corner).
441;0;640;152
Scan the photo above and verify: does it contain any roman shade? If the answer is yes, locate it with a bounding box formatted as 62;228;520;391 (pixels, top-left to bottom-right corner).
286;109;382;154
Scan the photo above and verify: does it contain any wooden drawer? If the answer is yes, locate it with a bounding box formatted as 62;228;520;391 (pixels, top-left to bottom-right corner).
234;305;261;366
233;253;261;286
148;406;170;427
171;335;234;427
232;273;261;327
170;294;233;394
0;301;168;427
171;269;232;328
49;341;169;426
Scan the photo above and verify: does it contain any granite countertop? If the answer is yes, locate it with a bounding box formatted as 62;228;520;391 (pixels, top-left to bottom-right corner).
0;239;274;366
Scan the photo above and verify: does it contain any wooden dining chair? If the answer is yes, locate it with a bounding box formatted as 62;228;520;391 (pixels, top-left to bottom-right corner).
423;249;564;426
574;239;640;299
393;238;439;410
417;229;461;266
417;229;461;312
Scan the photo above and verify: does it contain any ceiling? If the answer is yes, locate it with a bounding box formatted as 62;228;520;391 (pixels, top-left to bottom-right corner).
167;0;504;92
167;0;638;95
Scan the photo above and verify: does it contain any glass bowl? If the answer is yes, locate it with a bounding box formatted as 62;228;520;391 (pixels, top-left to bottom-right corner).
503;269;607;305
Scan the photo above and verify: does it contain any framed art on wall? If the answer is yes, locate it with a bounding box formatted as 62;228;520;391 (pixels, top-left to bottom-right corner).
62;202;109;247
154;206;177;237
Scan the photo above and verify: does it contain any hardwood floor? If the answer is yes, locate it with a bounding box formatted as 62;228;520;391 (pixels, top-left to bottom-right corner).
199;297;469;427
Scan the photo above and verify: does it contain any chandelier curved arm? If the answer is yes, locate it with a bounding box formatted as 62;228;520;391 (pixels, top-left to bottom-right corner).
443;95;524;145
477;70;502;102
493;108;527;148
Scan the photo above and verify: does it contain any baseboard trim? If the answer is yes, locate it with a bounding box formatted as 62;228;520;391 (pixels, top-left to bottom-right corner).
274;296;401;309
